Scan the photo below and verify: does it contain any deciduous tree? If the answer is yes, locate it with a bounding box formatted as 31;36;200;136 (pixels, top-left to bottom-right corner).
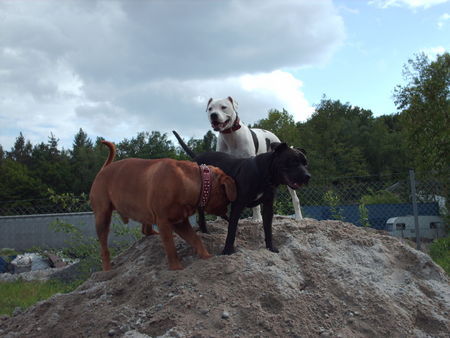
394;52;450;176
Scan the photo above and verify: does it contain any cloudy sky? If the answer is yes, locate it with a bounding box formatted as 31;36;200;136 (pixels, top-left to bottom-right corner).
1;0;449;150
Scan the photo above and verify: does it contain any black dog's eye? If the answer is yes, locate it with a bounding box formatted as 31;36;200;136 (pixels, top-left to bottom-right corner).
286;160;300;168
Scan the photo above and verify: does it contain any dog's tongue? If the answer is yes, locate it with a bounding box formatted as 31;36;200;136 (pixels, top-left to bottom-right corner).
211;121;223;131
289;182;300;189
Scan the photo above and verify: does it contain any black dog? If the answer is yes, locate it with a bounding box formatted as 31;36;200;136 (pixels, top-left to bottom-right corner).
173;130;311;255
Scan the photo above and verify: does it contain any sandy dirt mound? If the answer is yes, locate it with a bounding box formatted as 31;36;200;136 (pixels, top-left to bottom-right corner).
1;217;449;337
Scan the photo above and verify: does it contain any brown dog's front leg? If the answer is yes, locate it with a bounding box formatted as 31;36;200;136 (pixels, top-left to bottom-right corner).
173;219;212;259
158;221;183;270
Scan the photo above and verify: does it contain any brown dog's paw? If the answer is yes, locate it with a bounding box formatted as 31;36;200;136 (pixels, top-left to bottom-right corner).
200;253;213;260
169;264;184;270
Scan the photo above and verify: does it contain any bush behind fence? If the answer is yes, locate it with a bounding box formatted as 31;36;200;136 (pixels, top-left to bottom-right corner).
0;172;447;232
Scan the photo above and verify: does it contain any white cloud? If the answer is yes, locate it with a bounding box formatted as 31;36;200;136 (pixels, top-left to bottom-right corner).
420;46;447;59
438;13;450;28
370;0;449;9
0;0;344;149
70;71;314;146
239;71;314;121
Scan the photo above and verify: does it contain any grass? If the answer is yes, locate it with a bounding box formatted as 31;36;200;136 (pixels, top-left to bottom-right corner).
429;236;450;275
0;279;81;316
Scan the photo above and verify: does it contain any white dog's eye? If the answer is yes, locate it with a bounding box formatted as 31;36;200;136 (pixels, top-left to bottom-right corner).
221;106;227;110
208;107;212;111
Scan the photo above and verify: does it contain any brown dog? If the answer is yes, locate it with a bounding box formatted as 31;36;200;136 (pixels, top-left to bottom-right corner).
90;141;236;271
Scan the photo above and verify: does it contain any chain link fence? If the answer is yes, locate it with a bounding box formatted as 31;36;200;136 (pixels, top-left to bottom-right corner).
1;171;448;237
0;198;91;216
275;171;448;242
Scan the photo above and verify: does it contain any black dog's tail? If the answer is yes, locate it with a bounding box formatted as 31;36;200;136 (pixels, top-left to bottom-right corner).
172;130;197;159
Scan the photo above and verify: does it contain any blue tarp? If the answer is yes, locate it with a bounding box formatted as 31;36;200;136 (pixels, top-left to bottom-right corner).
302;202;440;230
0;257;9;273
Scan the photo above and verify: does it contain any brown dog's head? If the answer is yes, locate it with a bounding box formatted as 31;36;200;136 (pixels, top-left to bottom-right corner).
205;166;236;216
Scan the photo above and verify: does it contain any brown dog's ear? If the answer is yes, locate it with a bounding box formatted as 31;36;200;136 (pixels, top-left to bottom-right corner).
221;175;237;202
206;98;213;112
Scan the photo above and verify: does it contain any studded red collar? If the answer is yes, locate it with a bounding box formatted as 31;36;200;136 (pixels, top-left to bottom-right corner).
199;164;212;208
220;117;241;134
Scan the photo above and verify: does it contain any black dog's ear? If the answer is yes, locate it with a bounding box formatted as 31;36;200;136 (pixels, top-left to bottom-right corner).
270;142;288;152
298;148;307;155
206;98;213;112
270;142;281;151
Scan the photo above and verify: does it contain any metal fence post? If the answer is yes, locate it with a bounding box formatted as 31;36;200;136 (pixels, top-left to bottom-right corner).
409;169;421;250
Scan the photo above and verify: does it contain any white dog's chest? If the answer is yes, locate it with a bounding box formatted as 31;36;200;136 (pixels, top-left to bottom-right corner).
254;193;263;201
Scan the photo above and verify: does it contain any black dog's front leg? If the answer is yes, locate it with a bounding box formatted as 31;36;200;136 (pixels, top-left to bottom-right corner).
197;208;229;233
197;208;208;233
222;203;245;255
262;195;278;253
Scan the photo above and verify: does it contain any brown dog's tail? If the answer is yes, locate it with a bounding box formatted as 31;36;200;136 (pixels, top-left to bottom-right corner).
172;130;197;159
101;140;116;168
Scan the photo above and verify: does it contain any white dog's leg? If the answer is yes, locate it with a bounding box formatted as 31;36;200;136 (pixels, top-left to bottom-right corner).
288;187;303;220
252;205;263;222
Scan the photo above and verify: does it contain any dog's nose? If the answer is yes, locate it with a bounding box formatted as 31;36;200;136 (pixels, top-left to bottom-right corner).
304;173;311;184
210;113;218;121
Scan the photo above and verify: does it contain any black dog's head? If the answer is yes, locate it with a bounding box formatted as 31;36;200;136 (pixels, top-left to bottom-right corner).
270;142;310;189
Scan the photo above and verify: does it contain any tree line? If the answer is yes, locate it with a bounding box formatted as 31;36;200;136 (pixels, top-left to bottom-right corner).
0;53;448;204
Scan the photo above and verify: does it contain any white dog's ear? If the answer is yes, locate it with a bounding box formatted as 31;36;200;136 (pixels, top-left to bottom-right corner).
206;98;213;112
227;96;238;112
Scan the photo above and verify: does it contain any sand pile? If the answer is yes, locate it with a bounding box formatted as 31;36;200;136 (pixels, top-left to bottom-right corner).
1;217;449;337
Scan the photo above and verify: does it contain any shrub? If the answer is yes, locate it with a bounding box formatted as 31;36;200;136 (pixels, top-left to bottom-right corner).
429;236;450;275
360;189;402;205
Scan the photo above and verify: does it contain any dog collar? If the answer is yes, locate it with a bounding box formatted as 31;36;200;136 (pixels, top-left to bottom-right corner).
199;164;212;208
220;117;241;134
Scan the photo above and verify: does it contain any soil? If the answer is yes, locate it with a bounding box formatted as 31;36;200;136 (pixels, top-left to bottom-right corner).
1;217;449;337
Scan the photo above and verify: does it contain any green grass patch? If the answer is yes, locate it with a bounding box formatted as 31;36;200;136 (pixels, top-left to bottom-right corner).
0;248;19;256
429;236;450;275
0;279;81;316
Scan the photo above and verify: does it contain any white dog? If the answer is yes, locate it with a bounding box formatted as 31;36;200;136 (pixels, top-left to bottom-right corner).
206;96;303;220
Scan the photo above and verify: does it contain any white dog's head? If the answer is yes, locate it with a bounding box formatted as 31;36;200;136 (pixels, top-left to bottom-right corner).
206;97;238;132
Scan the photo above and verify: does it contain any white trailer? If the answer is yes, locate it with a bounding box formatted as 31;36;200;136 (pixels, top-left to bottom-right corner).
386;215;446;240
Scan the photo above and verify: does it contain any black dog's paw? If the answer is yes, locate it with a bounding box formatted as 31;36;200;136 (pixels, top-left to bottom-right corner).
221;247;236;255
268;246;279;253
195;226;209;234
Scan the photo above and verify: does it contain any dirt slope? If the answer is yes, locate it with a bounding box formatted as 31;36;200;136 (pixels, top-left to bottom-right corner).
1;217;449;337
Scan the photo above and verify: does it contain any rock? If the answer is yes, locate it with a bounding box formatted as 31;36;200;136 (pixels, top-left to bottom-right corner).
221;311;230;319
48;312;60;327
12;307;22;317
46;253;67;268
123;330;150;337
0;314;10;321
224;265;235;274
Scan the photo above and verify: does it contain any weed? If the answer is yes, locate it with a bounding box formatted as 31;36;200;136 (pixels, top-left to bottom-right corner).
0;279;81;316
